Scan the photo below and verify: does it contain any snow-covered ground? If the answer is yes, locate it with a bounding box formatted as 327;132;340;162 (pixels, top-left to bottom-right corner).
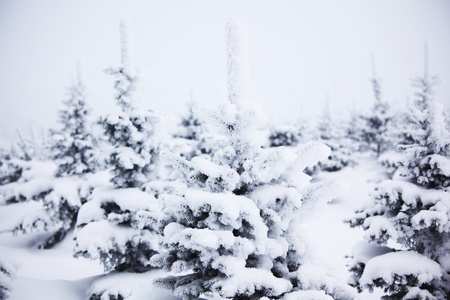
0;154;386;299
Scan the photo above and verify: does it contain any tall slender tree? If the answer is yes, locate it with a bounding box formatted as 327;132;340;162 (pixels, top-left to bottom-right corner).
102;19;159;189
74;20;162;275
316;97;355;172
360;56;392;156
51;61;96;177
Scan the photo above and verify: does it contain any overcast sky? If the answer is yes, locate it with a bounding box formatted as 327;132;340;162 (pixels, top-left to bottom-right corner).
0;0;449;146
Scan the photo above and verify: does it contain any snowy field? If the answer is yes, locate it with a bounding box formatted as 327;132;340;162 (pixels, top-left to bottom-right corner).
1;3;449;299
0;153;384;300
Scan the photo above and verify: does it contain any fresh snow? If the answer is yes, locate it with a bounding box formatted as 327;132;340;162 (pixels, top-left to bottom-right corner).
359;251;442;287
0;153;388;299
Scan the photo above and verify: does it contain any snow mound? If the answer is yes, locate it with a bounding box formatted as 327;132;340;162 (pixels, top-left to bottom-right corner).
360;251;442;287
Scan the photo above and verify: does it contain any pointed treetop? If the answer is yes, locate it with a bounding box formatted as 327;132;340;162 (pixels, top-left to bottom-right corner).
77;59;85;86
370;54;382;102
189;89;195;105
424;41;429;80
226;19;250;106
324;93;331;120
412;41;440;111
120;19;132;65
371;53;377;79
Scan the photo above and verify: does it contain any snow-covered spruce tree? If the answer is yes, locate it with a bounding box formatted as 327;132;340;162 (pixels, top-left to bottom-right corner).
267;123;302;148
171;99;213;160
18;62;101;249
359;61;393;156
345;109;366;152
150;19;357;300
0;64;106;249
345;64;450;299
315;100;355;172
176;97;204;142
74;20;162;276
0;149;23;185
101;20;159;189
377;109;413;175
397;49;447;189
50;61;96;177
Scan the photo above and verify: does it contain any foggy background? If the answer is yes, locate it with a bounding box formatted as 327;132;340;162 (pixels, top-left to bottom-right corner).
0;0;449;146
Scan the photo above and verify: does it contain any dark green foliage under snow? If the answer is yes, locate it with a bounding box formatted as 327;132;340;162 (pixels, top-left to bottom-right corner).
50;65;97;177
346;66;450;299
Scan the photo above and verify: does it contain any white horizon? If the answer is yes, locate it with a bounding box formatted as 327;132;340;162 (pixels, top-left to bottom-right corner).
0;0;449;147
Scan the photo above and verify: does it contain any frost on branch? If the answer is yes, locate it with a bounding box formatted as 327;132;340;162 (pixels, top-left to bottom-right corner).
152;190;292;299
226;19;250;106
74;187;162;271
102;110;159;189
359;251;441;293
104;19;138;113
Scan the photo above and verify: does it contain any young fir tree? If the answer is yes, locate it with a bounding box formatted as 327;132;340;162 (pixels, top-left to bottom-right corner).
101;20;159;189
26;62;100;248
50;61;96;177
345;58;450;299
172;98;213;161
150;19;357;300
359;58;392;156
176;94;204;141
315;98;355;172
0;64;106;249
345;108;366;152
74;20;162;275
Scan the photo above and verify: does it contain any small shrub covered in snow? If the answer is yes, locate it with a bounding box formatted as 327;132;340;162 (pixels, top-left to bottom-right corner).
346;65;450;299
268;124;302;148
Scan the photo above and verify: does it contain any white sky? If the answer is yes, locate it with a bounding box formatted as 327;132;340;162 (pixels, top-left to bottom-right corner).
0;0;449;146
